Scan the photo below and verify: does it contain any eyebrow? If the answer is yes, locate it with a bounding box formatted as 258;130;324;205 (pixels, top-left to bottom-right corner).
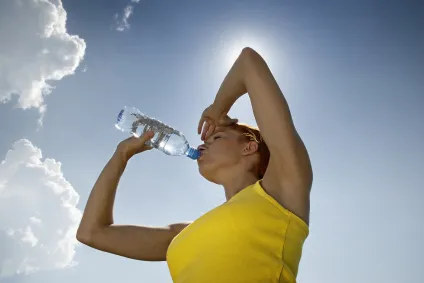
210;130;224;137
213;128;225;133
209;128;229;138
216;125;235;132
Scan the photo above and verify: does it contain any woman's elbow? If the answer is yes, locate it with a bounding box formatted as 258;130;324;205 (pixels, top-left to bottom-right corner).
76;226;96;245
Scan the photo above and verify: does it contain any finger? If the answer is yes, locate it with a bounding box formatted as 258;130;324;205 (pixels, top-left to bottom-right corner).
134;132;154;153
140;131;154;142
201;120;210;141
221;118;238;126
134;144;153;155
205;123;216;141
201;121;208;141
198;116;208;135
198;118;204;135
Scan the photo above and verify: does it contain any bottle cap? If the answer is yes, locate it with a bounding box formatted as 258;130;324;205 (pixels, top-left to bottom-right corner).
186;147;200;160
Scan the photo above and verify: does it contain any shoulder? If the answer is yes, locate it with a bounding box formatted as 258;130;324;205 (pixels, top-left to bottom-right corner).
261;157;311;225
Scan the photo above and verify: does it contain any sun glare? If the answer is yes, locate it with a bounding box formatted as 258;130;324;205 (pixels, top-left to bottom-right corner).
224;40;246;68
220;33;271;70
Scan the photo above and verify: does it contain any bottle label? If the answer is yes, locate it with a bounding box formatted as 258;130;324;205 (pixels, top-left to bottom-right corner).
117;109;124;123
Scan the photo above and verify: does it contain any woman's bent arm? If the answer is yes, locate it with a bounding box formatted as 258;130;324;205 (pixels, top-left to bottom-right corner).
76;133;189;261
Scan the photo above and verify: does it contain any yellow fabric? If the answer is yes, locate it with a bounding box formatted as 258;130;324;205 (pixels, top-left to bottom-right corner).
166;180;309;283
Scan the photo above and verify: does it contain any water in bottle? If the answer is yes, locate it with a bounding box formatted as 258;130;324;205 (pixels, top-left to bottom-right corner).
115;106;200;160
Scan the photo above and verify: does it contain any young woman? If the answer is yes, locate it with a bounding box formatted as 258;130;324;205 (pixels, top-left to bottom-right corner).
77;47;313;283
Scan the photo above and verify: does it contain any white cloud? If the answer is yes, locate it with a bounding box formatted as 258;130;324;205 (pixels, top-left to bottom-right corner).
0;0;86;112
115;0;141;32
0;139;82;278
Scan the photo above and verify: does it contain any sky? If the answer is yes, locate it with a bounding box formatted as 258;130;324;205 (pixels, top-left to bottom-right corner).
0;0;423;282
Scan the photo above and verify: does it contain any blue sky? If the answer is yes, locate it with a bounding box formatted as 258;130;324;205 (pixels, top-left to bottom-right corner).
0;0;423;282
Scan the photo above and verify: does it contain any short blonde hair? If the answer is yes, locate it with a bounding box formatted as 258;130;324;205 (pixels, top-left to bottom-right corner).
231;123;270;179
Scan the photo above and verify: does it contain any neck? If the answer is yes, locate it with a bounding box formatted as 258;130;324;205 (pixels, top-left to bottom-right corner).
220;171;259;201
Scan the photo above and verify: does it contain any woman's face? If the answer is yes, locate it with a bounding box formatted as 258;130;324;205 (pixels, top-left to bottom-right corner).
197;126;246;183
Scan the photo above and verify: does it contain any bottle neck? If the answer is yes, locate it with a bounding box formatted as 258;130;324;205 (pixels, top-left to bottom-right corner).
185;147;200;160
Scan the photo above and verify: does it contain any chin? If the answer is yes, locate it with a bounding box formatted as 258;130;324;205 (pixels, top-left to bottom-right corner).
197;162;220;184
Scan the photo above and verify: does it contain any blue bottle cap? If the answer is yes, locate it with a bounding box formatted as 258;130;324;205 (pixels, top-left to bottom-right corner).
186;147;200;160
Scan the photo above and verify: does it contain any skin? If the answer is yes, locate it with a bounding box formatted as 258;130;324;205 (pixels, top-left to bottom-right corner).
197;126;262;201
76;47;312;262
198;47;312;224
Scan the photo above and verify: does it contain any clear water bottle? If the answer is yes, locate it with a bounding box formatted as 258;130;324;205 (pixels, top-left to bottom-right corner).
115;106;200;160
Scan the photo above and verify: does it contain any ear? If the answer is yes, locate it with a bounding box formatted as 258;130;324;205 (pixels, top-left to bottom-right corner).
242;141;259;156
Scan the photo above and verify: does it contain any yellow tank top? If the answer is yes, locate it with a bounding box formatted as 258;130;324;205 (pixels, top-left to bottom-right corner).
166;180;309;283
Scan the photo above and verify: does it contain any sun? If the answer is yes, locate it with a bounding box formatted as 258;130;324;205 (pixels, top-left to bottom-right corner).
220;33;271;69
223;40;246;68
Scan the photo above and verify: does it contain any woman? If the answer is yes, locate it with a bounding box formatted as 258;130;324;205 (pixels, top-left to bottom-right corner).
77;47;313;283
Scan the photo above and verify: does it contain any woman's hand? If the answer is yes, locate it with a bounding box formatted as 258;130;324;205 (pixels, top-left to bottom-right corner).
198;104;238;141
116;131;155;162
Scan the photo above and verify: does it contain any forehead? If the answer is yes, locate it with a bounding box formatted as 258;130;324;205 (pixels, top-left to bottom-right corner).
213;126;240;136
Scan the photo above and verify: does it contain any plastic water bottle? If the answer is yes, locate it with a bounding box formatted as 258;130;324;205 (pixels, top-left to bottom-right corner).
115;106;200;160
